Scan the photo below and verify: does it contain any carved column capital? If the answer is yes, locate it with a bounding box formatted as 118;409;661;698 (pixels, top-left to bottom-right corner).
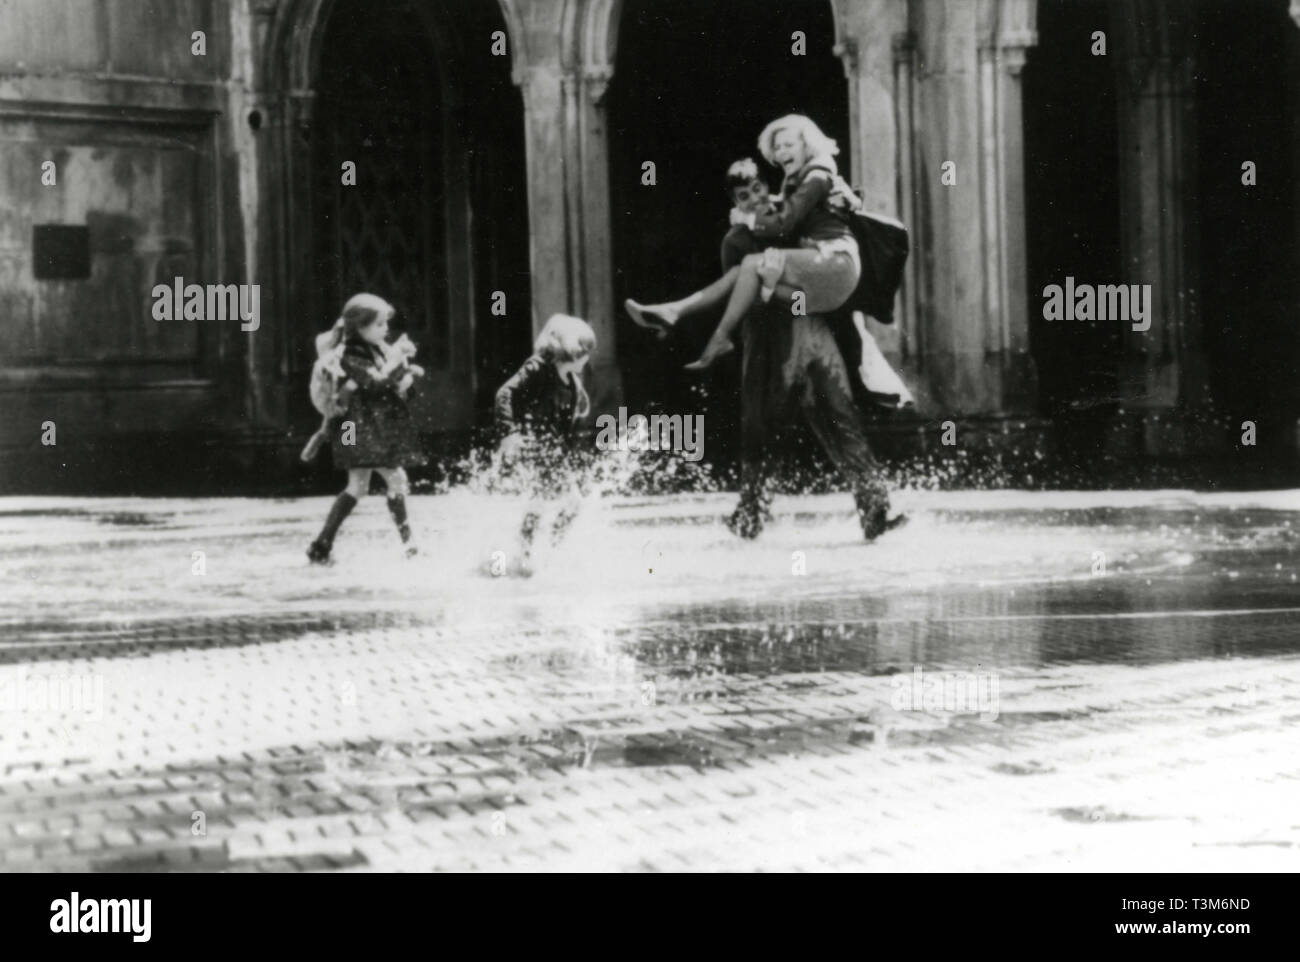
977;28;1037;75
998;29;1037;76
891;31;916;65
834;38;859;78
515;65;559;109
286;90;313;125
1119;52;1195;97
583;66;613;106
1114;2;1197;96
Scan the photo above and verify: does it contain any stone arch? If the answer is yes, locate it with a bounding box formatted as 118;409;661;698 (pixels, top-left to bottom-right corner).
265;0;524;93
260;0;531;438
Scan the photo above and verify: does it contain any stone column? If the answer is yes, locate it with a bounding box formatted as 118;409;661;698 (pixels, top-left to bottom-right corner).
910;0;988;413
904;0;1038;416
981;0;1038;413
1112;1;1206;453
511;0;622;411
228;0;282;430
835;0;907;212
573;65;622;412
517;63;572;332
892;31;922;367
834;0;912;368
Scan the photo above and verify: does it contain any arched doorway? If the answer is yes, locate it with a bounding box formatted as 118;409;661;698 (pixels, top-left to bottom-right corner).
1023;0;1300;458
311;0;446;366
607;0;848;471
1022;0;1123;450
289;0;529;442
1195;0;1300;455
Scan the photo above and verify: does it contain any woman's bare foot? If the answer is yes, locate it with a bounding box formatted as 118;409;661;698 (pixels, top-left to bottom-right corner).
625;299;676;337
684;335;735;371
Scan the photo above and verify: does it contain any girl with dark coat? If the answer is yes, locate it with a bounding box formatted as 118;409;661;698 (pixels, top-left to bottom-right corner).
495;313;595;571
307;293;426;564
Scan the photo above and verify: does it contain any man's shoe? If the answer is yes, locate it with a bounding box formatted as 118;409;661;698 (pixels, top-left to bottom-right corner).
726;503;764;540
854;486;892;542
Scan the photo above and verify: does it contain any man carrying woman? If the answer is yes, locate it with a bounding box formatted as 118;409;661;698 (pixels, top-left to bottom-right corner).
626;114;902;542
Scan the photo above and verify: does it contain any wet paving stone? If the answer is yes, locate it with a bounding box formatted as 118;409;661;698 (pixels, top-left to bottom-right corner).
0;490;1298;870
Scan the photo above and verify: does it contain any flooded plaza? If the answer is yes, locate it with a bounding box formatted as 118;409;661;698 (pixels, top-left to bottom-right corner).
1;486;1298;871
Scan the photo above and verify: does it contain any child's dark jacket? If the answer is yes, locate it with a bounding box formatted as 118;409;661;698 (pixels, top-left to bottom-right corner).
329;334;424;469
495;354;581;443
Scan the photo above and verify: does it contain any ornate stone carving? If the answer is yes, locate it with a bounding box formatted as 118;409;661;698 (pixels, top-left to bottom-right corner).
997;29;1037;76
583;66;613;106
1114;0;1196;98
834;38;859;78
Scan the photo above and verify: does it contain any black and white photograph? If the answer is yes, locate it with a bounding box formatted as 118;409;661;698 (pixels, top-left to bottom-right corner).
0;0;1296;908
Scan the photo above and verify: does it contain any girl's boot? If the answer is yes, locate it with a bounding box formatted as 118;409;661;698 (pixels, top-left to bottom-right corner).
308;492;357;563
386;495;417;557
854;483;906;542
515;510;541;576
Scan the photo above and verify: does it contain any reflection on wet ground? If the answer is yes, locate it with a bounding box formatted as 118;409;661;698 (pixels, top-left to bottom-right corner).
1;490;1297;870
4;492;1295;673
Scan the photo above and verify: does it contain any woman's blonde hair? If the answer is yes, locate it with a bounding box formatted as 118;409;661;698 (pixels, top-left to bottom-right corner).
534;313;596;362
757;114;840;175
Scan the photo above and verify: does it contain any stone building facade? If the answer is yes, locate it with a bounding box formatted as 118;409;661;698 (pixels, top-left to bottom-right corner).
1;0;1298;490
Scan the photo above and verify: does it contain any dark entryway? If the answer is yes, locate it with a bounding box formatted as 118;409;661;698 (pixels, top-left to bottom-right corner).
312;0;446;363
1024;0;1300;457
1196;0;1300;455
306;0;529;436
1022;0;1123;433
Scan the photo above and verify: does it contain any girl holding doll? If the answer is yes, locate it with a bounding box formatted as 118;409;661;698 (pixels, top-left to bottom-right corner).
306;293;425;564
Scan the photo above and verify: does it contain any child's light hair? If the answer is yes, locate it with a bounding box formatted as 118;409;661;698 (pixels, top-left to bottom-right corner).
757;114;840;175
534;313;596;362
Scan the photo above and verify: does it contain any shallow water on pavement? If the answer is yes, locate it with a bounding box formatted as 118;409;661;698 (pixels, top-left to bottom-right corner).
1;489;1296;675
2;489;1299;871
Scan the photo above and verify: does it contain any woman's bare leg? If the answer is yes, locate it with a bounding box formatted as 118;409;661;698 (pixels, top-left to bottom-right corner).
626;266;742;333
684;255;767;370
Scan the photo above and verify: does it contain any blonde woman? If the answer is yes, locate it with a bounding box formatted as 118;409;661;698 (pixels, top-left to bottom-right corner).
625;114;861;370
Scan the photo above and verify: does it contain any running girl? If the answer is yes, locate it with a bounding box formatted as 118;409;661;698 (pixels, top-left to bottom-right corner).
494;313;595;572
306;293;425;564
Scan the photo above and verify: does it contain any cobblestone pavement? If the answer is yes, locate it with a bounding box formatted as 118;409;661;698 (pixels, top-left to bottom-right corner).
1;489;1298;871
